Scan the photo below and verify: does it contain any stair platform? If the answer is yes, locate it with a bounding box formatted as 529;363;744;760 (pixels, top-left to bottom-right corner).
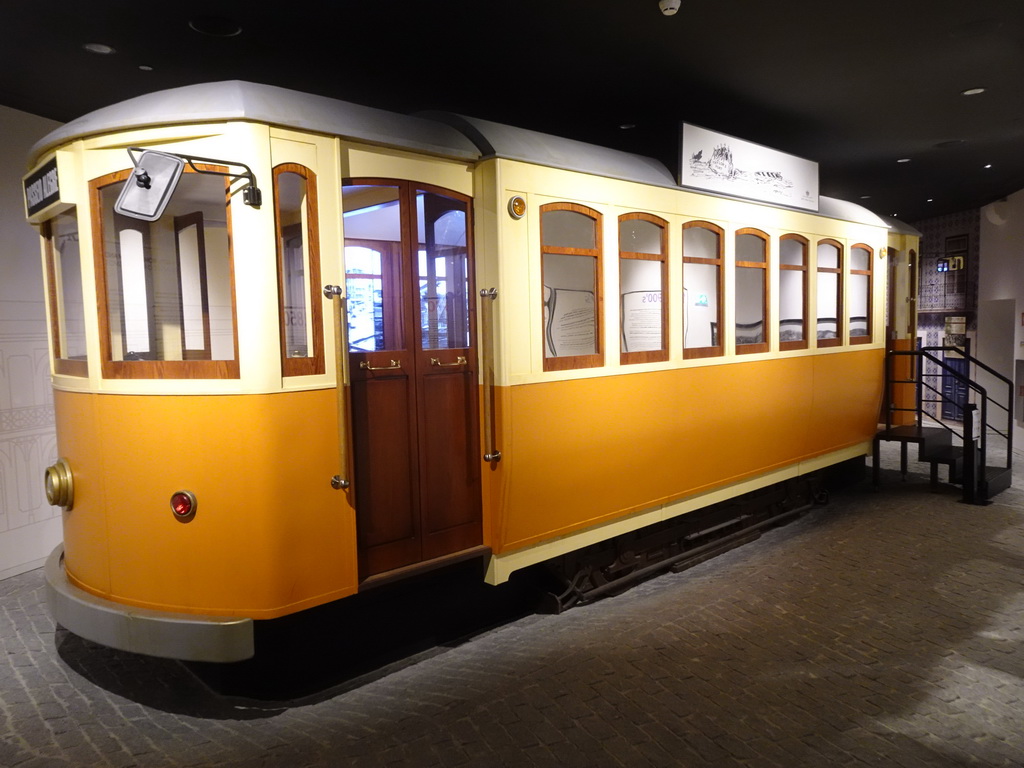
873;426;954;483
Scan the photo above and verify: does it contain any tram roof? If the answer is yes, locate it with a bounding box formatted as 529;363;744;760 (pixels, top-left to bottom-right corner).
29;80;482;163
31;79;889;229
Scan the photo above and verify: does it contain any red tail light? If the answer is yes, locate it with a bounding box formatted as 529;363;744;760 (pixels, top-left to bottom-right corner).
170;490;197;522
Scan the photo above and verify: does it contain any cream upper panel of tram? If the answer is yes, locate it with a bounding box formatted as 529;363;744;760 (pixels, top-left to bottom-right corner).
486;158;890;387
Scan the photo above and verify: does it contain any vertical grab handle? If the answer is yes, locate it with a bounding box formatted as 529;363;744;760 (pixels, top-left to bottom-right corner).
324;285;353;492
480;287;501;463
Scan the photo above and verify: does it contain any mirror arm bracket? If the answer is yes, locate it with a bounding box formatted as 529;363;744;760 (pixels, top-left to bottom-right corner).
127;147;263;207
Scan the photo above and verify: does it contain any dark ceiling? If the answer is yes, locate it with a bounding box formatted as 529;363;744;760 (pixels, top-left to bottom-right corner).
5;0;1024;224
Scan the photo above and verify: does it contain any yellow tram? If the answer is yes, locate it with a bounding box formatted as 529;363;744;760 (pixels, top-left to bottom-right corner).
23;81;919;661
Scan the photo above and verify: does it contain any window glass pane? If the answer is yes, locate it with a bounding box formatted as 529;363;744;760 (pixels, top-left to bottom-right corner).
619;218;662;254
735;265;765;343
118;227;150;356
851;246;871;271
683;262;719;349
343;185;402;352
779;270;804;341
683;225;718;259
344;246;384;352
542;209;596;249
817;272;839;338
417;191;469;350
736;233;765;262
276;171;311;359
99;172;235;364
780;238;805;266
544;253;597;357
620;259;662;353
49;209;86;361
817;241;839;269
849;273;870;336
175;217;208;357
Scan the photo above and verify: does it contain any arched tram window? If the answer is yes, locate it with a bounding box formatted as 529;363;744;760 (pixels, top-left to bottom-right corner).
90;166;239;378
619;213;668;365
779;234;809;351
43;208;87;376
273;164;324;376
541;203;603;372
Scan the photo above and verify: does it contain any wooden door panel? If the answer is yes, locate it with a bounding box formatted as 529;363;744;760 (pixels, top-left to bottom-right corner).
418;367;482;560
350;372;419;574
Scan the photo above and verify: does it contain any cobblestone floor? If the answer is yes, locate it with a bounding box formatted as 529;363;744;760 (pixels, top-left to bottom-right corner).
3;447;1024;767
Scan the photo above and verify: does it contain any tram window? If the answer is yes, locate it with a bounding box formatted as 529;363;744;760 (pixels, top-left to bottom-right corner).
274;165;324;376
541;204;603;371
417;190;470;350
816;239;843;348
779;234;808;351
43;208;87;376
682;221;723;359
91;167;239;378
735;229;769;354
619;214;667;364
849;244;872;343
342;184;403;352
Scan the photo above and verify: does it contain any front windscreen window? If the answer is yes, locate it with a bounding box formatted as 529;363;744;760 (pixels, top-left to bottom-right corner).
91;167;239;378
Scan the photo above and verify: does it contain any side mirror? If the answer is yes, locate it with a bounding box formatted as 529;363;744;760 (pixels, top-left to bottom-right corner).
114;150;186;221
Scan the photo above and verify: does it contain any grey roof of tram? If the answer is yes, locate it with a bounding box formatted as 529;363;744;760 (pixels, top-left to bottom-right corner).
30;79;890;229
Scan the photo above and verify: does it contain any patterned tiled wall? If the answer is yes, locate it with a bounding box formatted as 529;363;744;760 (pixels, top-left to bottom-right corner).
910;208;981;420
0;105;62;579
914;208;981;343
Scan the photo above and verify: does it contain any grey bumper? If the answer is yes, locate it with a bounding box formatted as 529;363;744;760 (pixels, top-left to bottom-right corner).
45;545;254;662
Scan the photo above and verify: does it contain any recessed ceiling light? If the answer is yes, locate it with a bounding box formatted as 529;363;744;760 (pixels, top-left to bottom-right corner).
138;65;153;71
984;164;993;169
860;195;872;200
619;123;636;130
188;16;242;37
897;158;911;164
83;43;116;55
927;198;934;202
961;87;986;96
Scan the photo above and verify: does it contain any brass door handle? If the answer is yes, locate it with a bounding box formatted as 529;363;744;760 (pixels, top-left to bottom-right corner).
360;359;402;371
430;356;467;367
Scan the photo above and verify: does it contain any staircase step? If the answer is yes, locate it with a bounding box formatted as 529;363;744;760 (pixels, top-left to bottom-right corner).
985;466;1013;497
923;444;964;485
920;443;963;464
877;425;951;446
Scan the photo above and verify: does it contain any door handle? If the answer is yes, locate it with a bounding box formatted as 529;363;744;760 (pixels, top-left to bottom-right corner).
430;356;467;367
359;359;402;371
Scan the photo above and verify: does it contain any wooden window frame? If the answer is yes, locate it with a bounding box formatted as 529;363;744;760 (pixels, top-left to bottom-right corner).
682;220;724;360
274;163;325;377
43;213;88;377
849;243;873;345
541;202;604;372
815;238;844;349
734;227;770;355
90;166;240;380
619;212;668;365
778;233;809;352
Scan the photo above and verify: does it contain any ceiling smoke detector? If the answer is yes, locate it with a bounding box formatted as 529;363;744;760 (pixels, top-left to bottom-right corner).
659;0;681;16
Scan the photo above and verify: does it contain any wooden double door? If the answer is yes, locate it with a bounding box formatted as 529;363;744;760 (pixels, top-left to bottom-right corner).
342;179;482;578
